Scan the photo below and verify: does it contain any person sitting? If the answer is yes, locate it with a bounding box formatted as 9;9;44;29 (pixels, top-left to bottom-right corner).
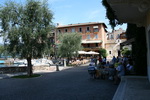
108;64;116;80
88;63;97;79
126;61;134;75
114;61;125;84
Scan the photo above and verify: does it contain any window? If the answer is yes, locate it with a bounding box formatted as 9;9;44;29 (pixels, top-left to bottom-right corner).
95;34;98;39
117;34;120;39
58;30;61;33
94;28;99;32
96;43;98;47
72;28;75;32
79;27;82;32
65;29;68;32
109;51;111;54
111;34;114;39
88;44;90;47
87;35;90;39
86;27;90;32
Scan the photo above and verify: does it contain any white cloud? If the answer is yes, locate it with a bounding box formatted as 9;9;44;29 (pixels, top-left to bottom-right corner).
88;10;101;19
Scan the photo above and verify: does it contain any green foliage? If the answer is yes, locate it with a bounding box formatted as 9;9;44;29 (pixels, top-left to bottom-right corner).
0;45;5;55
99;48;107;58
102;0;122;29
121;48;131;56
0;0;54;58
0;0;54;76
57;32;82;58
114;62;119;68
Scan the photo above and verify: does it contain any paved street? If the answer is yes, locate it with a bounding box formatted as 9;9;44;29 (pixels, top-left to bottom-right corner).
0;65;118;100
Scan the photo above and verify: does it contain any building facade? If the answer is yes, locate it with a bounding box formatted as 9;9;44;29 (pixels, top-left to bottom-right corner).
56;22;107;53
107;0;150;81
105;28;127;59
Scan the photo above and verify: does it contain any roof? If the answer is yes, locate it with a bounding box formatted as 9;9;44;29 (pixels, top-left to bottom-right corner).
107;0;149;26
120;38;135;46
57;22;107;28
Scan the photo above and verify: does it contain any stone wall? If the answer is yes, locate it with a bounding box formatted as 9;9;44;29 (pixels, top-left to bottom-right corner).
0;67;27;74
32;65;56;71
0;65;57;74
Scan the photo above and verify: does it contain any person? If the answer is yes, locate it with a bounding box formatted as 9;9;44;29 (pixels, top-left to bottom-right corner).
112;56;116;64
102;57;106;65
90;57;94;63
105;61;110;68
108;64;116;80
94;56;97;66
88;63;97;79
114;62;125;84
126;61;134;75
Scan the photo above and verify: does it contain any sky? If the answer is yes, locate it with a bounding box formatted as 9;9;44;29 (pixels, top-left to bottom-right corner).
0;0;127;43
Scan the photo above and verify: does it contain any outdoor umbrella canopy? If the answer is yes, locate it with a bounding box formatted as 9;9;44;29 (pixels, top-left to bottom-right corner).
78;51;89;54
87;51;99;55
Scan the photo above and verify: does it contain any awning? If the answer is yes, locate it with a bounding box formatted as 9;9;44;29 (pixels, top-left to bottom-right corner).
77;51;99;55
120;38;135;46
81;40;102;44
87;51;99;55
78;51;88;54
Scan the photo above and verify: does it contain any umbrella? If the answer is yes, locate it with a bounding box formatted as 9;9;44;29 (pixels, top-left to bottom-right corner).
87;51;99;55
78;51;88;54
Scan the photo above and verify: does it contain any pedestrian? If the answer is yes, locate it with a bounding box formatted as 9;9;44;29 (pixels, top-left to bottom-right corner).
126;61;134;75
102;57;106;65
112;56;116;64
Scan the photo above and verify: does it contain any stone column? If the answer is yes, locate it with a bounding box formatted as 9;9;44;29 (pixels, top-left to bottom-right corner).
146;27;150;82
146;11;150;82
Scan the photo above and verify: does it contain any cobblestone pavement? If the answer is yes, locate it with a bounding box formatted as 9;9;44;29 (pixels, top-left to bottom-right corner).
0;65;118;100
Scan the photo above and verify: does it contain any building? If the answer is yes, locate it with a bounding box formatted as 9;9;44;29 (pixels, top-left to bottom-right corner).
105;28;127;59
106;0;150;81
56;22;107;53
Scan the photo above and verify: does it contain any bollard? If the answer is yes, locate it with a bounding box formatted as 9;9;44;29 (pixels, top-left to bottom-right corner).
56;64;59;71
64;59;66;67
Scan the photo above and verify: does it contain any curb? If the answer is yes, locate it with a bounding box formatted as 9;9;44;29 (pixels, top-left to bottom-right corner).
112;76;127;100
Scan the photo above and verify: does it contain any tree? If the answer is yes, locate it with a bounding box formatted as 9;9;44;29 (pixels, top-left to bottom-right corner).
57;32;82;65
0;45;5;57
0;0;54;76
102;0;122;29
99;48;107;58
121;47;131;56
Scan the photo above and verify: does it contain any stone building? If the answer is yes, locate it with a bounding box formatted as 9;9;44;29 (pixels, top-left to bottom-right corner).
56;22;127;59
105;28;127;59
56;22;107;53
106;0;150;81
